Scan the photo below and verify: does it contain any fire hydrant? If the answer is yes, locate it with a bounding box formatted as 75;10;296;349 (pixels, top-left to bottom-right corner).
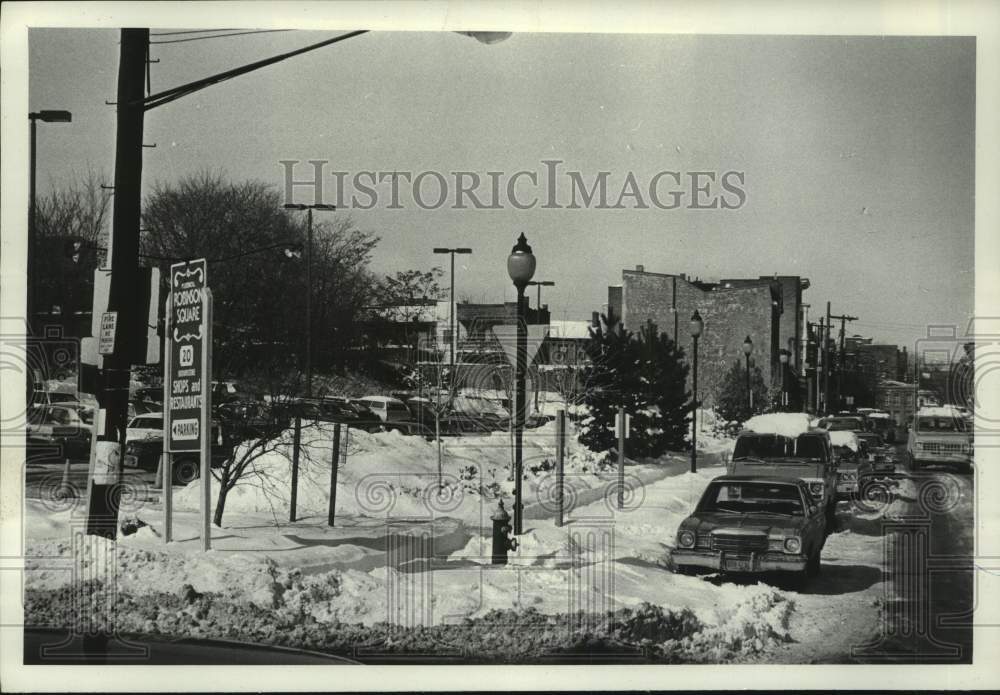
491;500;518;565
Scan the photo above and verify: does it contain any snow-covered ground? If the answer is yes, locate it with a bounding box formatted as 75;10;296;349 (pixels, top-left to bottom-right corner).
170;414;677;528
22;402;918;662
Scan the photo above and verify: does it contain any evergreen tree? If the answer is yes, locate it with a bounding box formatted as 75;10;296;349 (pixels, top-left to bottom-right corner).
579;313;691;458
714;359;770;425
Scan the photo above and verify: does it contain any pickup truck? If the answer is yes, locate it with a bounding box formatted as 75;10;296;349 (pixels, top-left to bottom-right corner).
728;428;839;524
907;406;973;473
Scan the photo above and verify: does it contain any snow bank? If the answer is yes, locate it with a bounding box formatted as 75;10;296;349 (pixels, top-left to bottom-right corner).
174;419;618;525
744;413;813;438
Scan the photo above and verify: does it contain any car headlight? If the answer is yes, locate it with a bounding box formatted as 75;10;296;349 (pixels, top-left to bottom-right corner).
808;481;825;498
783;537;802;554
677;530;696;548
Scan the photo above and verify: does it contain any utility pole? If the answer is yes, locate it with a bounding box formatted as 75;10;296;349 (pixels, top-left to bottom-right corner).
815;318;824;413
85;29;148;539
830;312;858;410
823;302;831;415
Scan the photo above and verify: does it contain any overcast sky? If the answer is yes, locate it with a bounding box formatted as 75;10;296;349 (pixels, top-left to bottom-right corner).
29;30;974;350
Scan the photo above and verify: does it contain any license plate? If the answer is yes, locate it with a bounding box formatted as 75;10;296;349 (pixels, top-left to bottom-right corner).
724;557;753;572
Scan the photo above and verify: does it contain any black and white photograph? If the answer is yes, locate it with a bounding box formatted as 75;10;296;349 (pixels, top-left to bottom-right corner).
1;1;999;691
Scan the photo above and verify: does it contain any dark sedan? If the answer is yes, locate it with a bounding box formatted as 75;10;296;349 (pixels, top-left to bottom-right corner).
671;475;827;583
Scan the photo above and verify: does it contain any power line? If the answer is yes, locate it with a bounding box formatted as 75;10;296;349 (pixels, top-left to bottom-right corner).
150;29;295;45
141;29;368;111
150;29;241;36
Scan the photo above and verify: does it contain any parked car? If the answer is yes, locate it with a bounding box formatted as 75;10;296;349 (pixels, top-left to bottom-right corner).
855;431;896;478
287;398;384;433
907;406;973;473
215;400;290;440
671;475;826;582
828;430;865;500
817;415;866;433
728;429;838;523
26;404;93;460
126;412;164;443
132;386;163;404
865;411;896;442
31;391;80;408
125;429;228;485
353;396;413;424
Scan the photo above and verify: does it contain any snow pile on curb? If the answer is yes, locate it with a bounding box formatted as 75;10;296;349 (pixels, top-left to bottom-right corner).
744;413;813;438
666;588;795;660
26;534;285;608
174;420;619;524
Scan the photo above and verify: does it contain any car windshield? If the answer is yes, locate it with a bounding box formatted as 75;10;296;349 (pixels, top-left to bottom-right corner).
917;416;968;432
48;393;78;404
131;417;162;429
826;419;861;431
699;481;804;516
733;434;826;461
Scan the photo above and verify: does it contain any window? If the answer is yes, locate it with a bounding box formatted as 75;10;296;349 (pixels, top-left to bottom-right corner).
917;416;967;432
700;481;804;516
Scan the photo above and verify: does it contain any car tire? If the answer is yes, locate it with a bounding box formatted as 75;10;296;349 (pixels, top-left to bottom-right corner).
673;564;696;576
173;459;200;486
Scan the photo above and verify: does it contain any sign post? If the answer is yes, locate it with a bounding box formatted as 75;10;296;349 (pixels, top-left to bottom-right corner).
614;408;631;511
166;259;212;550
556;409;565;527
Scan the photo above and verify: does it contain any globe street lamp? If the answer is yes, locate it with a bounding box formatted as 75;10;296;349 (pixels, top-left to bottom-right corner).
507;233;536;535
689;310;703;473
779;348;791;411
742;335;754;414
28;110;72;333
284;203;337;397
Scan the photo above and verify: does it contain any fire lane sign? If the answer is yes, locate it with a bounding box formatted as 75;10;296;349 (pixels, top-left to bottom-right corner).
98;311;118;355
167;259;207;452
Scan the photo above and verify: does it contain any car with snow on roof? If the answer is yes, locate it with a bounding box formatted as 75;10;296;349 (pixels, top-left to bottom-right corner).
728;414;839;524
671;475;826;583
828;430;866;500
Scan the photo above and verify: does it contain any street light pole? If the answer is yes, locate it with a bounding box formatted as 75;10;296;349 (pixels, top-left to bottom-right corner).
743;335;754;415
507;233;536;536
284;203;336;398
690;310;703;473
27;110;72;337
779;348;791;412
432;247;473;368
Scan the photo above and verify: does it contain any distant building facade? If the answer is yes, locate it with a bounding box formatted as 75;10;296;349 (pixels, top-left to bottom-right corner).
608;266;810;406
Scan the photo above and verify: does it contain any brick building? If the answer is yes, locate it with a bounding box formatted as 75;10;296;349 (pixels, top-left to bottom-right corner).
608;266;810;406
844;335;909;382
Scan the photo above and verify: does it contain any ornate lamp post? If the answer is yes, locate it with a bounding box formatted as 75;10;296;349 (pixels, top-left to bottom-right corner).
742;335;754;414
779;348;791;411
507;233;536;535
689;310;703;473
